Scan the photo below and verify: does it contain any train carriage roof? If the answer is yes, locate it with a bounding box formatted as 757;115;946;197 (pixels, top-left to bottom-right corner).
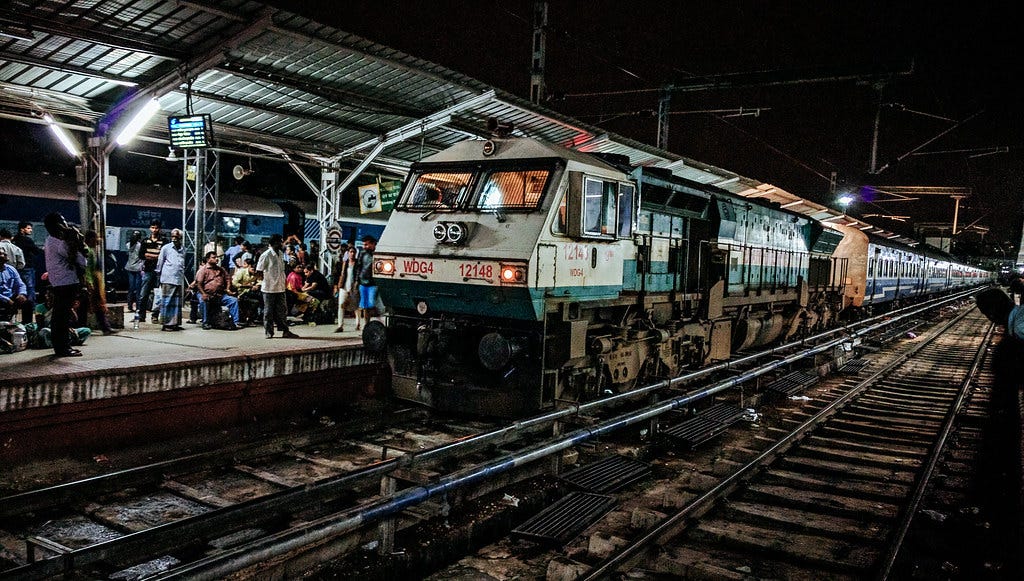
0;169;285;216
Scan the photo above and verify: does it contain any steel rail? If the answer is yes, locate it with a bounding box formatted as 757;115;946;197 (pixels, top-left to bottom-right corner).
0;289;978;580
581;302;983;580
874;317;993;579
150;292;978;579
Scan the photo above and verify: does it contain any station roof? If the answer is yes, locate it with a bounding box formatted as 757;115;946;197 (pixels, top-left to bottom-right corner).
0;0;907;241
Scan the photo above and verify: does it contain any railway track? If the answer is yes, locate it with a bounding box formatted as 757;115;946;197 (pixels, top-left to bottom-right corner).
0;406;506;580
423;300;1017;581
609;305;992;580
2;291;1007;580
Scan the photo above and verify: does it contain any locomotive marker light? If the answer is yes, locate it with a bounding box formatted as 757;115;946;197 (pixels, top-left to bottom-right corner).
374;258;395;276
499;263;528;285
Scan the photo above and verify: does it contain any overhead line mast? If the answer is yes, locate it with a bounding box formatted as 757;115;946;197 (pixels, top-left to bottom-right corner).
530;1;547;105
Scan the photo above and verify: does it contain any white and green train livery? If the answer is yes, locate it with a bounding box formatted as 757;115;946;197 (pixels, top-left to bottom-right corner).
366;137;846;416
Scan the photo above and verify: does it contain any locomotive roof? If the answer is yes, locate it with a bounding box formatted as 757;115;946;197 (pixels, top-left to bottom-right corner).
416;138;621;172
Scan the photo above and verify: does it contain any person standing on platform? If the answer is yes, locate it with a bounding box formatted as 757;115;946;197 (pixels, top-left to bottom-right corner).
42;212;87;357
356;235;379;332
0;229;25;271
155;229;185;331
82;230;116;334
334;246;357;332
256;233;298;339
124;230;143;312
224;236;244;273
137;219;165;324
13;221;41;309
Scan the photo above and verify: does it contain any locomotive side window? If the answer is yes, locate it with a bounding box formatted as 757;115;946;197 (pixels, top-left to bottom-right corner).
562;172;635;239
617;183;635;238
582;177;615;236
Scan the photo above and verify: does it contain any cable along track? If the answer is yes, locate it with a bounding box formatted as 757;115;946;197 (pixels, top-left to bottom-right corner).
588;304;992;580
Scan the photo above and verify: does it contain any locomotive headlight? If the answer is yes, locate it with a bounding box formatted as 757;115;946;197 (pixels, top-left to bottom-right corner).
445;222;468;245
499;263;527;286
432;223;448;243
374;258;395;276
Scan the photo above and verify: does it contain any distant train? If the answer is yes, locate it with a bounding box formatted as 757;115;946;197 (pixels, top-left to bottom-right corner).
0;169;385;287
365;137;990;417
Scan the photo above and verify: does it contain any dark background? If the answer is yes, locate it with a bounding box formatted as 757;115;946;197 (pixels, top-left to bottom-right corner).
273;0;1022;252
3;1;1020;254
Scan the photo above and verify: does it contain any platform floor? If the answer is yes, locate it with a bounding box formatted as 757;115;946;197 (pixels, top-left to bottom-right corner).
0;312;367;384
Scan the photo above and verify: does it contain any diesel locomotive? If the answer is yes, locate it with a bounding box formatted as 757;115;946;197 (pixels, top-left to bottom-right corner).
365;137;988;416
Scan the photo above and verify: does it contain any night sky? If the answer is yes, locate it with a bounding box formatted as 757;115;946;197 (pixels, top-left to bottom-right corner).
269;0;1022;248
3;2;1020;250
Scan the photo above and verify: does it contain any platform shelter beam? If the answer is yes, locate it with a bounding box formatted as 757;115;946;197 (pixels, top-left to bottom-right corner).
318;166;340;273
78;136;109;274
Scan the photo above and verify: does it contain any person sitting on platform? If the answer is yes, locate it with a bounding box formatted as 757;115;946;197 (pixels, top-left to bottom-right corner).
302;263;332;302
0;247;28;322
193;250;239;330
302;262;333;323
286;262;318;320
232;257;261;326
29;291;91;349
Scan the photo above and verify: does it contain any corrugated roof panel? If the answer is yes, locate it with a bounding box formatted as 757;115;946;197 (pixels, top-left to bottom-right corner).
0;0;898;238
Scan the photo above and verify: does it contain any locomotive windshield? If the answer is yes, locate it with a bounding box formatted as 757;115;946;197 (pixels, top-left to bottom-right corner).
398;162;557;212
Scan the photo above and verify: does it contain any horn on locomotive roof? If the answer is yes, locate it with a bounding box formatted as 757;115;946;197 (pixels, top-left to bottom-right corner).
486;117;515;138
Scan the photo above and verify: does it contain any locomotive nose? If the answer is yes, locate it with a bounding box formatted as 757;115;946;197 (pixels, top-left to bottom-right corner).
478;332;525;371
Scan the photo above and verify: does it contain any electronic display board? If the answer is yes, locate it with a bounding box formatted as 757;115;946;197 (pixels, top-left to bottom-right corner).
167;114;214;148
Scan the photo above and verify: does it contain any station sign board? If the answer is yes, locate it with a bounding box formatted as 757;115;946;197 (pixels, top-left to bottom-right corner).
168;114;214;148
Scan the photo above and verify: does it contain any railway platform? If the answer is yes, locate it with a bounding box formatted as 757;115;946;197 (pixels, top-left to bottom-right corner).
0;311;388;464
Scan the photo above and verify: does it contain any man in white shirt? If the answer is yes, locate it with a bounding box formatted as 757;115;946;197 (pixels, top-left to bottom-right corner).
256;233;298;339
155;229;186;331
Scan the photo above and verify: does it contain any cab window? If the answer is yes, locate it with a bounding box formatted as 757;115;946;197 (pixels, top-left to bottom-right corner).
476;169;549;210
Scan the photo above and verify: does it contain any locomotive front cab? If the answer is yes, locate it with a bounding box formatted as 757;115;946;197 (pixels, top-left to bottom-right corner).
372;140;584;416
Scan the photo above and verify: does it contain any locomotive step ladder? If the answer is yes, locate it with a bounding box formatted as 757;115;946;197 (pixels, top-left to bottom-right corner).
660;402;746;449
